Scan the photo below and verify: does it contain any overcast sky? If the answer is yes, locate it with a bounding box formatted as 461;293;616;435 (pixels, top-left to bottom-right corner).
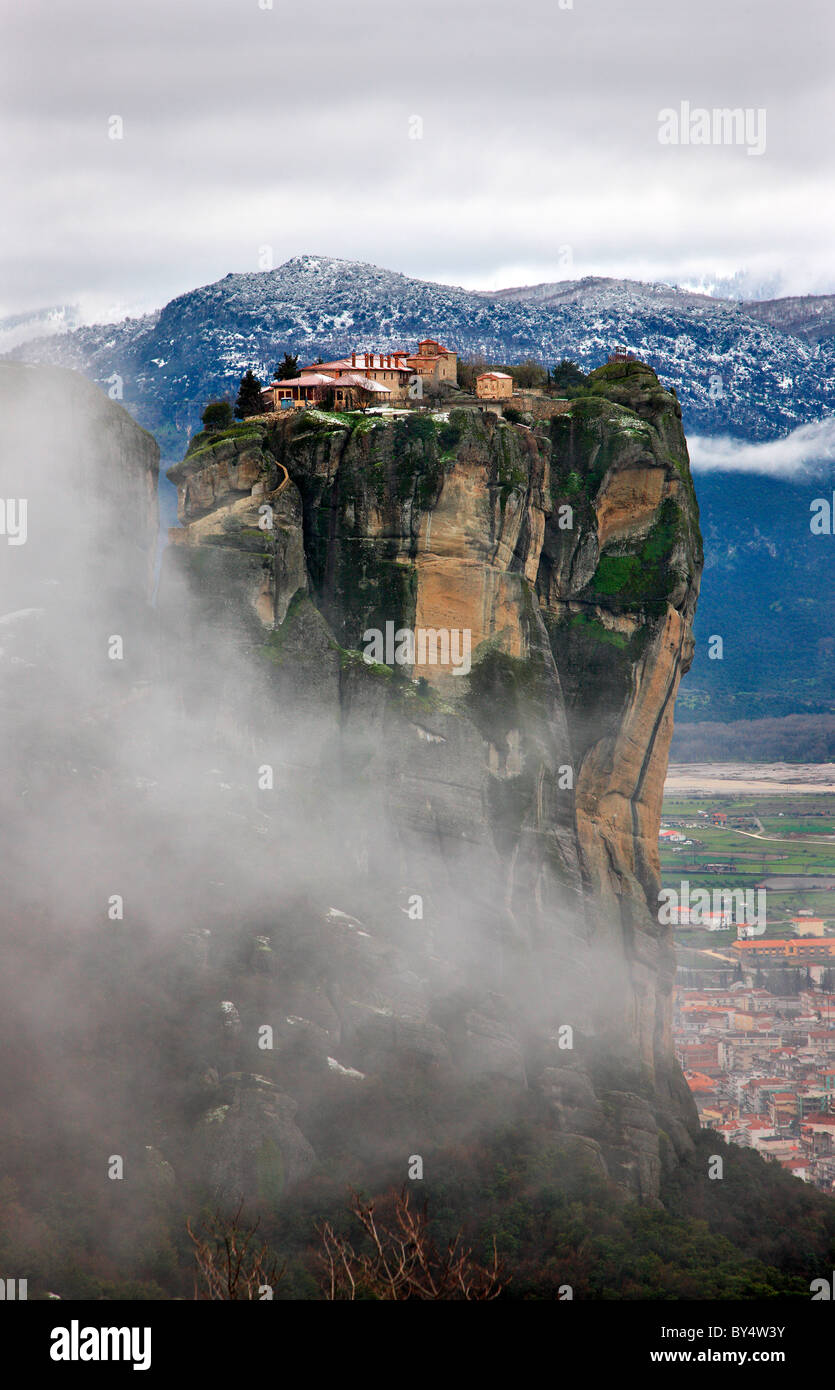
2;0;833;322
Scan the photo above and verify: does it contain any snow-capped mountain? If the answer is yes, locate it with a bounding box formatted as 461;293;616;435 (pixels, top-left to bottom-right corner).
7;255;835;461
739;294;835;345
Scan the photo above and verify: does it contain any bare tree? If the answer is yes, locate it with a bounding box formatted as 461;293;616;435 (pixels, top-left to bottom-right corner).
315;384;338;411
318;1188;505;1300
457;354;487;393
511;358;548;390
349;381;380;413
187;1201;284;1300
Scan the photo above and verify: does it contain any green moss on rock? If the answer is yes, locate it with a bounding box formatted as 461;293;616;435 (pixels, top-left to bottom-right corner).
186;421;267;458
588;497;683;611
465;646;549;753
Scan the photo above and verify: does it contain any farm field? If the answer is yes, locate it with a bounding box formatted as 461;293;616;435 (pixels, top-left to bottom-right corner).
661;771;835;933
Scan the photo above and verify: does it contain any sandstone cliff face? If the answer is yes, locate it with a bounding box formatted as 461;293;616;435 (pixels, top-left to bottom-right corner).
162;362;702;1203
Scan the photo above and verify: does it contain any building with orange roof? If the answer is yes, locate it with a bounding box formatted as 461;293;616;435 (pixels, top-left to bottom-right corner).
262;335;458;412
733;938;835;961
781;1159;810;1180
476;370;513;401
683;1070;717;1094
261;371;393;411
790;916;826;937
769;1092;799;1125
406;338;458;386
298;352;413;401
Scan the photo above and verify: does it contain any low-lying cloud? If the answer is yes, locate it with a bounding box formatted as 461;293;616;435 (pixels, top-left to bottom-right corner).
688;416;835;476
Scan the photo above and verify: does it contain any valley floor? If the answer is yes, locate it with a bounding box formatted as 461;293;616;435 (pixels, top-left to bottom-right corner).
666;762;835;796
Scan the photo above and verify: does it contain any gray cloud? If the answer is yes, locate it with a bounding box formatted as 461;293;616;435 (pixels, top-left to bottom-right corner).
2;0;834;318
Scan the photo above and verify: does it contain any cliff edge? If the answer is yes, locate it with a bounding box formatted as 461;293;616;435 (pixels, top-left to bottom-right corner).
162;360;703;1202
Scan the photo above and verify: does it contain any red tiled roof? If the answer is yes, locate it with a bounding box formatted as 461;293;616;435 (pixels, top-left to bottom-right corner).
308;356;412;375
334;373;391;393
684;1071;717;1092
411;341;454;357
268;372;338;387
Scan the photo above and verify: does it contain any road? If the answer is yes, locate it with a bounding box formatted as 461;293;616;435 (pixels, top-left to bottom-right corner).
727;826;835;848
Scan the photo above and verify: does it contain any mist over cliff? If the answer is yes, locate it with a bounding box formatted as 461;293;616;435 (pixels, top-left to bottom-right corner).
15;356;817;1300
